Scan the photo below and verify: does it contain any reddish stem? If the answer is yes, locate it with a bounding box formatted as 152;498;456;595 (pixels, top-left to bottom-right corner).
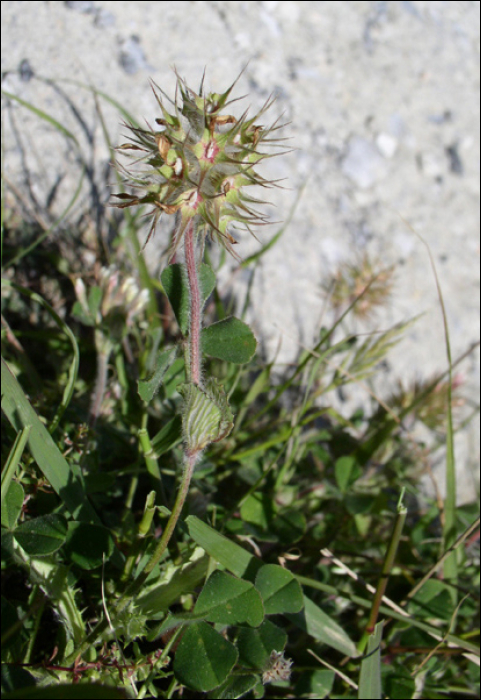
184;219;202;386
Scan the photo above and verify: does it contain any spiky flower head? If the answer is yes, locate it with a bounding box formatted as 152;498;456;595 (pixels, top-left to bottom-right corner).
112;69;286;260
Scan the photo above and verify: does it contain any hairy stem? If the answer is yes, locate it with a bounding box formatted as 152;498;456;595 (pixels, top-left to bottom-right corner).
184;219;202;386
66;223;204;664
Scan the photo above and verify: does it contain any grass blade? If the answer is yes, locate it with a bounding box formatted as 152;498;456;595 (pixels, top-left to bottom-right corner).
1;89;79;145
1;424;31;508
4;166;85;268
398;217;458;594
296;573;479;656
3;280;80;434
287;595;358;658
358;622;383;699
1;358;99;524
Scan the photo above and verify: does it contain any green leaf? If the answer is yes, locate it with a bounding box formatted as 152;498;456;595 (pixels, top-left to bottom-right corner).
63;522;115;569
161;264;187;333
1;425;31;511
13;515;68;556
202;317;257;364
1;530;15;565
162;357;186;398
149;610;196;639
294;669;335;699
161;262;216;335
84;473;116;494
195;570;264;627
255;564;304;615
3;281;80;435
88;286;103;320
71;300;95;327
408;580;454;620
345;494;375;515
240;493;275;530
150;415;183;457
1;481;24;530
186;515;261;580
287;595;358;658
383;671;415;700
71;286;102;328
173;621;238;692
1;664;36;695
9;556;85;644
198;264;217;314
1;596;26;657
335;455;361;492
138;548;210;616
237;619;287;670
138;346;177;402
358;622;383;699
209;674;259;699
271;508;306;545
1;359;101;525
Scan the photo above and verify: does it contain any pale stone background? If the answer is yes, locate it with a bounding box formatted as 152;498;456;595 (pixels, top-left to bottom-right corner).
2;1;479;502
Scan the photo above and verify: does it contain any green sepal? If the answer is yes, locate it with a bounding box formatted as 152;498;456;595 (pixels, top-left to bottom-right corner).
178;378;234;453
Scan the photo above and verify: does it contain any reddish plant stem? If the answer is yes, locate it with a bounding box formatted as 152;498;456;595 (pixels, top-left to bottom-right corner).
66;222;204;666
184;219;202;386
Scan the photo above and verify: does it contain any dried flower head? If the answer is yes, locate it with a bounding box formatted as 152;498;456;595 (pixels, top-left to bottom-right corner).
388;374;465;432
112;69;287;261
324;253;394;320
262;650;293;685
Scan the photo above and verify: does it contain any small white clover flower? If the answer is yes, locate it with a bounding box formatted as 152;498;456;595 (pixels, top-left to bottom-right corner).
97;265;148;327
73;265;148;339
262;650;293;685
73;277;92;318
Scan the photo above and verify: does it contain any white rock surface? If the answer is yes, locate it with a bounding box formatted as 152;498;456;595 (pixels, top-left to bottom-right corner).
2;1;479;503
